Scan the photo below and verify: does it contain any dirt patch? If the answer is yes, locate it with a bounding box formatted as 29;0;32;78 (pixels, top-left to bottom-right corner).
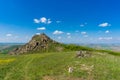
43;76;84;80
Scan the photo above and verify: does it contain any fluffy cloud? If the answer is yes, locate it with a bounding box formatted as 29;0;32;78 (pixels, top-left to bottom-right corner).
80;23;87;27
6;34;12;37
105;30;110;34
81;31;87;35
40;17;47;23
34;19;40;23
53;30;64;35
99;22;111;27
98;37;112;40
47;19;52;24
98;37;103;40
67;33;71;35
36;33;40;35
58;36;61;39
37;27;46;30
34;17;52;24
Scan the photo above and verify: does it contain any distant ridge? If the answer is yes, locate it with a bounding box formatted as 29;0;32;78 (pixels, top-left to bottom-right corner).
9;33;62;55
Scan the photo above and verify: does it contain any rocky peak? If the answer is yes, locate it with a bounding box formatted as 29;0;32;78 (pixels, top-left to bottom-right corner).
32;33;51;41
9;33;60;55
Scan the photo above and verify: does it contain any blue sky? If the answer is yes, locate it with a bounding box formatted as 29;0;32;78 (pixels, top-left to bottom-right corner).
0;0;120;43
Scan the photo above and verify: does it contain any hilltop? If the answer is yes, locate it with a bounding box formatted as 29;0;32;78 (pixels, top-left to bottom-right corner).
9;33;93;55
9;33;63;55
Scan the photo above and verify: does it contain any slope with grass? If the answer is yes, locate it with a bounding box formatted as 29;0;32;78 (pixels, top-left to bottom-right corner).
0;51;120;80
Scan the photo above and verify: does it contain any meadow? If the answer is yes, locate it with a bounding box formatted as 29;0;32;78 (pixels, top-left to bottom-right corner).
0;51;120;80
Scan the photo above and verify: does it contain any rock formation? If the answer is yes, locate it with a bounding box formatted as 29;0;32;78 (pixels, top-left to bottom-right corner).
9;33;62;55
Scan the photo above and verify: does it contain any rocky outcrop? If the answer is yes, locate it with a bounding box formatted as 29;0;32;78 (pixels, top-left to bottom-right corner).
9;33;60;55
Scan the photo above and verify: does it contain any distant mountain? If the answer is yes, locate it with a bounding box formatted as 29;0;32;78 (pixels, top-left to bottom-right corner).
0;43;24;54
1;45;23;54
0;43;24;50
79;43;120;52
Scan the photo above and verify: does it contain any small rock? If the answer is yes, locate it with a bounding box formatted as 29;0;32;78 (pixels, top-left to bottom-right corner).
68;67;74;73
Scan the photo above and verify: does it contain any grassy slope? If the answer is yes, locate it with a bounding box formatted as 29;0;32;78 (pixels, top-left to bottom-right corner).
0;51;120;80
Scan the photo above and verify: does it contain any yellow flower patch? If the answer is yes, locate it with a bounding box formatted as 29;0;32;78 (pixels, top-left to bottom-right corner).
0;58;15;64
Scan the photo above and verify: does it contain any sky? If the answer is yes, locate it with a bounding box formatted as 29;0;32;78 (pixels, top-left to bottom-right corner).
0;0;120;43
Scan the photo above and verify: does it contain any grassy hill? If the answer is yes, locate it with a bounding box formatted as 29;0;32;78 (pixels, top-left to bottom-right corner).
8;33;95;55
0;34;120;80
0;51;120;80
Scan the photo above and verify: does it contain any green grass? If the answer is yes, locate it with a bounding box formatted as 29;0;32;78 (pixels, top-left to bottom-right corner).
0;51;120;80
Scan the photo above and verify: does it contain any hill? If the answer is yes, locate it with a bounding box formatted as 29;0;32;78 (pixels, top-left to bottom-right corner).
9;33;64;55
9;33;93;55
0;33;120;80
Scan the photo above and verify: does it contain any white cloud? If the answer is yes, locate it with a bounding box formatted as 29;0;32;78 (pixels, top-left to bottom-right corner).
80;23;87;27
47;19;52;24
105;30;110;34
37;27;46;30
105;37;113;40
34;17;52;24
6;34;12;37
36;33;40;35
67;33;71;35
99;22;111;27
98;37;103;40
53;30;64;35
40;17;47;23
98;37;112;40
58;36;61;39
34;19;40;23
81;31;87;35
